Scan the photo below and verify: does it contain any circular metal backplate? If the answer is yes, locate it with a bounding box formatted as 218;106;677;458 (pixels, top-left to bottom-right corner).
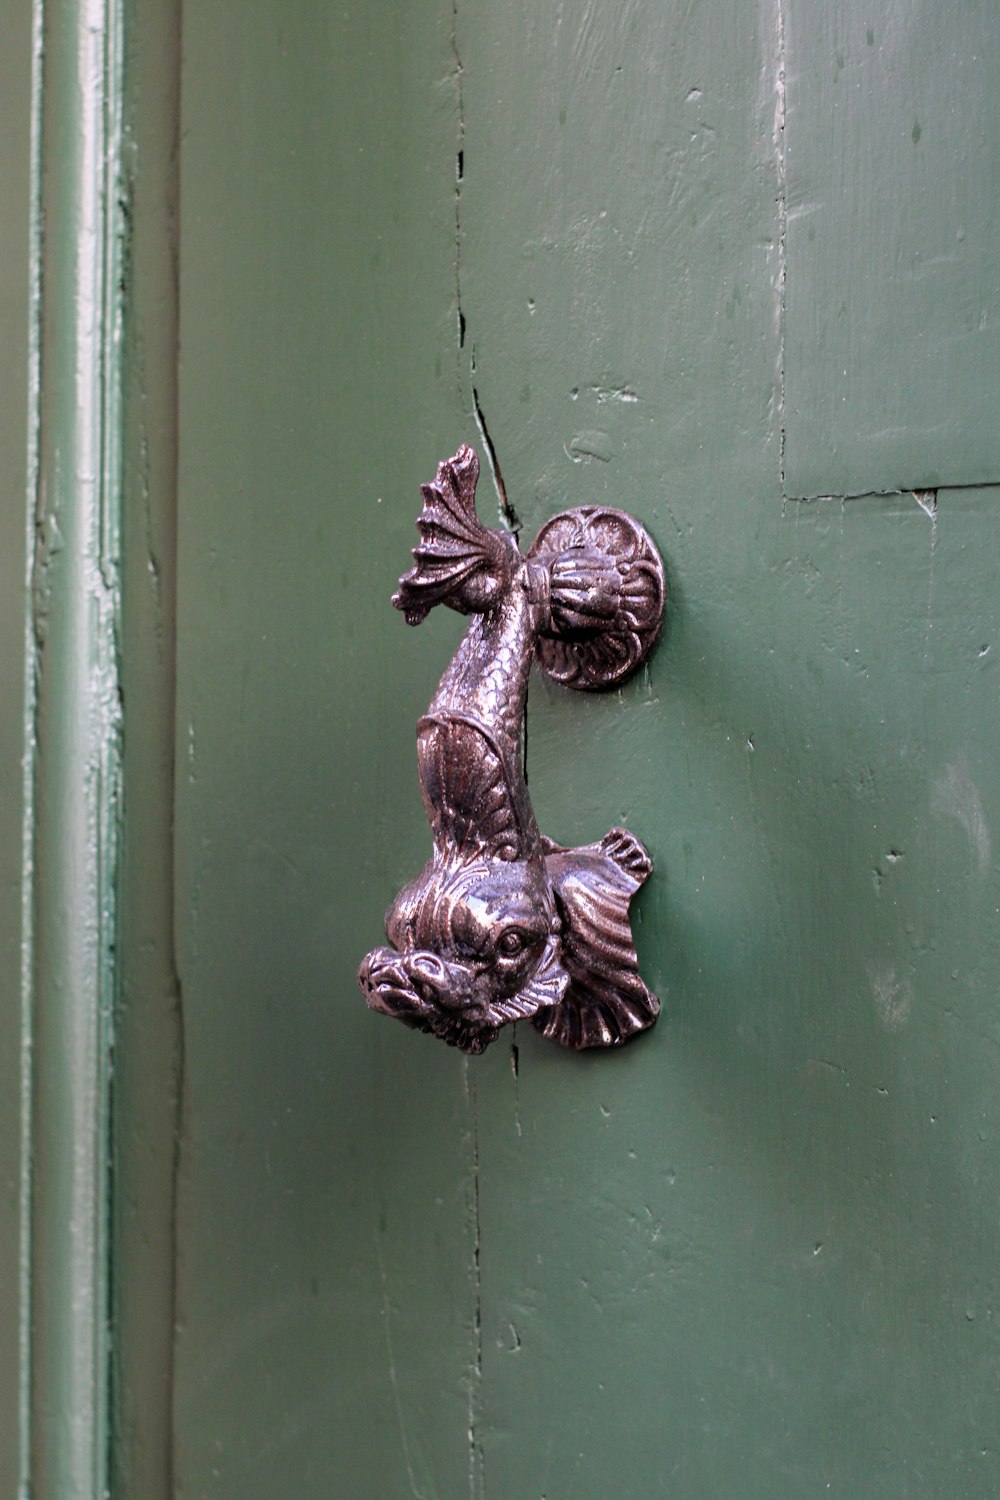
528;506;666;691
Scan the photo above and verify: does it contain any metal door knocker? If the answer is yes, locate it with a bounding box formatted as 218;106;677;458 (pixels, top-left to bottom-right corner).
357;444;666;1054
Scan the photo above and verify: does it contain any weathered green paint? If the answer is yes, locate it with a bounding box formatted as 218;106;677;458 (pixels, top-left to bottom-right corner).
3;0;994;1494
174;4;477;1496
108;1;183;1496
5;1;183;1493
0;0;33;1489
170;1;1000;1496
783;0;1000;497
475;489;1000;1496
24;0;128;1493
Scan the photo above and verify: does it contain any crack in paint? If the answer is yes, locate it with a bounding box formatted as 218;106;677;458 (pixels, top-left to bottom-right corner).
785;481;1000;504
451;0;465;372
452;0;518;540
464;1061;485;1500
472;374;518;536
374;1221;428;1498
510;1037;522;1139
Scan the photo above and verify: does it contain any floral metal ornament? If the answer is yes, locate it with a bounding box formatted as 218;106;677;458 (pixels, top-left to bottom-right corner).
357;445;665;1053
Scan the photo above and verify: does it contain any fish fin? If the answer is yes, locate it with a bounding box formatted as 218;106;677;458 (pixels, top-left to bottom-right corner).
408;1012;502;1056
393;445;513;623
533;830;659;1048
597;827;653;887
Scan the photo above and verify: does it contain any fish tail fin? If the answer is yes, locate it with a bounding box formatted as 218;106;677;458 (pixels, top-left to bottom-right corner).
597;827;653;886
535;827;659;1049
393;444;515;624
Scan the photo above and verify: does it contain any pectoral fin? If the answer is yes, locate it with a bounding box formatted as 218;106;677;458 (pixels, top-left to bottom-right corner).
534;828;659;1048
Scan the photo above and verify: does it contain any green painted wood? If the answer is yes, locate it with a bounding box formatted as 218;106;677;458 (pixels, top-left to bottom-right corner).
474;488;1000;1497
174;5;478;1496
783;1;1000;497
25;0;129;1493
172;1;1000;1496
457;0;778;540
10;2;184;1493
108;1;184;1495
0;0;33;1490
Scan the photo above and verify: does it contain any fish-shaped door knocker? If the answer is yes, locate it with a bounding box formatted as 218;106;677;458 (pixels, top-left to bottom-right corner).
357;444;666;1054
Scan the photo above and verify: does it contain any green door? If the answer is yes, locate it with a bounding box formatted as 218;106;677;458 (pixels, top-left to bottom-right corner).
6;0;1000;1496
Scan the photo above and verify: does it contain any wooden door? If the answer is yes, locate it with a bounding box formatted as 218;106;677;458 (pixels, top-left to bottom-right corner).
5;1;1000;1496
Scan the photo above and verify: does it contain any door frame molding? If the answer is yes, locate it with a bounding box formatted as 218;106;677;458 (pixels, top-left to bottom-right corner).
24;1;182;1494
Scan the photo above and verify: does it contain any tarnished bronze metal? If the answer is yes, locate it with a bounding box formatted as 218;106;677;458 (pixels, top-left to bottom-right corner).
357;444;665;1053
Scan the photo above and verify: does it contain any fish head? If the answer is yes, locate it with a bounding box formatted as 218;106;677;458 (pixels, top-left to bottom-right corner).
357;853;568;1053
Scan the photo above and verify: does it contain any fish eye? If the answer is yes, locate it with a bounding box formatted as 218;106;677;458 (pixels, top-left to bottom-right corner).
497;929;526;957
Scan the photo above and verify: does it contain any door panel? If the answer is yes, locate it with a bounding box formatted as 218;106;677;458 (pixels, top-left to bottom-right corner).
783;0;1000;496
175;6;476;1497
175;2;1000;1496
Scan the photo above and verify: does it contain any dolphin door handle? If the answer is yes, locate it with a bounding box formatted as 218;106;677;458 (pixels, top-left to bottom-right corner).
357;445;666;1054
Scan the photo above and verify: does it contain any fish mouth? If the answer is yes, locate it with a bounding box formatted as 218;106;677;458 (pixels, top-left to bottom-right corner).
357;948;432;1018
357;946;500;1054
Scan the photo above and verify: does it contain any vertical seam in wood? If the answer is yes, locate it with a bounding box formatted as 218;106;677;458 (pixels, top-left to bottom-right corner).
451;0;517;537
465;1061;485;1500
107;0;184;1492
